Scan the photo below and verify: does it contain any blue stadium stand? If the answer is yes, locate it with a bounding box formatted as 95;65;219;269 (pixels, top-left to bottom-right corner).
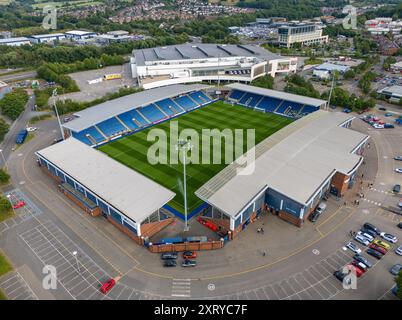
257;96;283;113
72;127;105;145
129;109;150;126
229;90;245;100
156;99;178;116
283;102;304;118
189;91;211;105
239;93;262;107
299;105;319;116
197;91;212;103
117;111;140;130
140;104;166;123
174;95;198;111
97;117;127;137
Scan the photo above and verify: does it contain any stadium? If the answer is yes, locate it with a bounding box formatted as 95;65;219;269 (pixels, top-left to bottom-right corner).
35;83;369;247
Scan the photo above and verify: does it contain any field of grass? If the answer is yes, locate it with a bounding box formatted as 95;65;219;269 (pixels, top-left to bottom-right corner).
0;252;12;277
100;101;292;213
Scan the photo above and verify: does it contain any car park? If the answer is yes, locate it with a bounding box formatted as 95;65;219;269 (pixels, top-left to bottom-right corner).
373;239;391;250
161;252;178;260
379;232;398;243
366;248;383;259
100;279;116;294
363;223;381;235
308;210;321;222
395;245;402;256
163;260;177;267
390;264;402;276
352;260;368;272
182;259;197;267
395;156;402;161
346;242;361;254
353;254;373;268
395;168;402;174
183;251;197;259
369;243;388;255
347;264;364;278
12;201;26;209
360;227;377;238
354;234;370;246
392;184;400;194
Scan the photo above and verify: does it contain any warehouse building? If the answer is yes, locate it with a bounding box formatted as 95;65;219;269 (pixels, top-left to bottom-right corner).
377;85;402;103
36;138;175;243
131;43;297;89
65;30;98;41
0;37;31;47
196;110;369;235
28;33;66;44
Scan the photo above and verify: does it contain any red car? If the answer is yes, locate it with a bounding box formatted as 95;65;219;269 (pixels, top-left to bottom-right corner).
100;279;115;294
346;264;364;278
183;251;197;259
369;243;387;255
13;201;26;209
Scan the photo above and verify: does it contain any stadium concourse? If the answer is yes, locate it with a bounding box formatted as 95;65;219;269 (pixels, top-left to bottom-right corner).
35;83;369;247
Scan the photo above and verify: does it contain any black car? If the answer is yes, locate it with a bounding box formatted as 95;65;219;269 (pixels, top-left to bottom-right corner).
182;259;197;267
360;227;377;238
379;107;387;111
393;184;401;194
353;254;373;268
161;252;178;260
363;222;381;235
366;248;383;260
398;222;402;229
333;271;352;285
163;260;177;267
309;210;321;223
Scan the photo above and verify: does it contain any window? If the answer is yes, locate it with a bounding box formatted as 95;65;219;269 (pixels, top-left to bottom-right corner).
234;216;241;228
110;208;121;223
242;204;253;222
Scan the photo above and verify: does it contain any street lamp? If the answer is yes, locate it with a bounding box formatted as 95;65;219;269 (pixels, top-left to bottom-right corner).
0;149;6;170
6;194;15;215
52;89;65;141
176;139;192;232
72;251;80;272
327;72;336;111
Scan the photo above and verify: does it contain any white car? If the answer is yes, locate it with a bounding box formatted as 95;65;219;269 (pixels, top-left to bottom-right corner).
346;242;362;254
354;234;370;246
395;156;402;161
396;245;402;256
26;127;37;132
380;232;398;243
395;168;402;174
373;124;384;129
357;231;374;242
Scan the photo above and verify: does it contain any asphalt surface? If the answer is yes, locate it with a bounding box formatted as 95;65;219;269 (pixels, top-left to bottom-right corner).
0;71;37;83
0;108;401;300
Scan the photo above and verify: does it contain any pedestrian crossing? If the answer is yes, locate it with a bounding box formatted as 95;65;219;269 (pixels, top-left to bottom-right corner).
171;279;191;298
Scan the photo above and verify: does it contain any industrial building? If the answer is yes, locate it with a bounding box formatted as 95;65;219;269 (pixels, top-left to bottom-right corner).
377;85;402;103
65;30;98;41
278;23;329;48
28;33;66;44
313;62;350;79
131;43;297;89
0;37;31;47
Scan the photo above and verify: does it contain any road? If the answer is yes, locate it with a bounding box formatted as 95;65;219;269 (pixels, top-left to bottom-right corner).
0;71;37;83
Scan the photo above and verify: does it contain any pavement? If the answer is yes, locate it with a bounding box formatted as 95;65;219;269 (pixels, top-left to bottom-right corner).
0;106;401;300
0;71;37;83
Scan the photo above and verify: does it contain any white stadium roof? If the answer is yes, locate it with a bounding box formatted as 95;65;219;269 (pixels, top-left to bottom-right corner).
63;83;212;132
226;83;327;107
196;110;368;218
36;138;175;223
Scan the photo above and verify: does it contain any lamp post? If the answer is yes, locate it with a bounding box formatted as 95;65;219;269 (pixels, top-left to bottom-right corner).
327;72;336;111
6;194;15;215
176;139;192;232
52;89;65;141
72;251;80;272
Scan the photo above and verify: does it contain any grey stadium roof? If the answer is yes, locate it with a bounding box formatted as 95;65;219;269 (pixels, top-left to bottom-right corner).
196;111;369;218
63;83;212;132
227;83;327;107
36;138;175;224
133;43;282;66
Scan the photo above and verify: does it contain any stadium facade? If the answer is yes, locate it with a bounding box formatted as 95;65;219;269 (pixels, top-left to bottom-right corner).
130;43;298;89
37;83;369;244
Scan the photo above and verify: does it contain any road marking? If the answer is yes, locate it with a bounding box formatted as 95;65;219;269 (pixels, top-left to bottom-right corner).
312;249;320;255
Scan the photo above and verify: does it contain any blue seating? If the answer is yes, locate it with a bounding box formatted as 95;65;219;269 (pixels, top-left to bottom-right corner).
239;93;262;107
130;109;150;126
189;92;206;105
97;117;127;137
229;90;244;100
300;105;319;114
257;96;283;112
284;102;304;117
117;111;140;130
156;99;178;116
72;126;105;145
140;104;166;122
197;91;211;103
174;95;198;110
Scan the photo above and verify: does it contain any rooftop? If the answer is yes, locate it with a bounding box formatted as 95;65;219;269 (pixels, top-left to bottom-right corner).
63;83;212;132
133;43;282;66
0;37;30;44
377;85;402;96
36;138;175;224
29;33;65;39
196;111;368;218
226;83;327;107
65;30;97;36
314;62;350;73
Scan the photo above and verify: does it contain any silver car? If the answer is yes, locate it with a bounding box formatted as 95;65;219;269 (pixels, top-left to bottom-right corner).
346;242;362;254
380;232;398;243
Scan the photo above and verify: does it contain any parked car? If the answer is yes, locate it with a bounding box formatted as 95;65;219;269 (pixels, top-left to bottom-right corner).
398;222;402;230
390;264;402;276
100;278;115;294
379;107;387;111
380;232;398;243
163;260;177;267
183;251;197;259
309;210;321;222
333;270;351;284
369;243;388;255
346;242;361;254
182;259;197;267
354;234;370;246
347;264;364;278
384;123;395;129
394;156;402;161
357;231;374;242
26;127;37;132
12;201;25;209
373;239;392;250
352;261;367;273
395;245;402;256
384;113;393;117
366;248;383;259
353;254;373;268
395;168;402;174
343;108;352;113
161;252;178;260
15;129;28;144
363;223;381;235
360;227;377;238
393;184;401;194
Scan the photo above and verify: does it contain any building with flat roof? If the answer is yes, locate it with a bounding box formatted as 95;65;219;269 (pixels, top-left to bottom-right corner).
65;30;97;41
28;33;66;44
0;37;31;47
278;23;329;48
390;61;402;73
131;43;298;89
377;85;402;103
196;110;369;233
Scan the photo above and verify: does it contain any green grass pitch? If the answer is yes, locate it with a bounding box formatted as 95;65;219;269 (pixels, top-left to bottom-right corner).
99;101;292;213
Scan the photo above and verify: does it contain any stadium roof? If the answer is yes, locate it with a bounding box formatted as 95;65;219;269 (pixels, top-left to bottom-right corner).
65;30;96;36
133;43;282;66
63;83;212;132
36;138;175;224
196;111;368;218
227;83;327;107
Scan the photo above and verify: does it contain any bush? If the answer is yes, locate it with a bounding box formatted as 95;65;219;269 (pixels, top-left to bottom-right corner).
0;89;29;120
0;118;10;143
0;196;12;214
0;169;10;184
251;75;274;89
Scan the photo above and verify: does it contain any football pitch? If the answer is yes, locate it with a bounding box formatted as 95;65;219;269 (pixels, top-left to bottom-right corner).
99;101;292;213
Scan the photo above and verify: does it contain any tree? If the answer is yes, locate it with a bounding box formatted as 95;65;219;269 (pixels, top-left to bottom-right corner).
251;75;274;89
343;69;355;80
0;196;11;214
0;118;9;143
0;89;29;121
0;169;10;184
395;271;402;299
